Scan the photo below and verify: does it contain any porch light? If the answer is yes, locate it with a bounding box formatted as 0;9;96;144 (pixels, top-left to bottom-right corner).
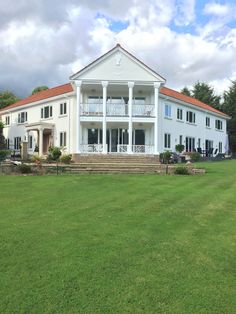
91;128;95;133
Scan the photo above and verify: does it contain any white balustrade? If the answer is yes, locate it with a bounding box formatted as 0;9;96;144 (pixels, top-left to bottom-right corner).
80;103;103;116
132;145;154;154
106;103;128;116
132;104;155;117
80;144;103;153
117;145;128;153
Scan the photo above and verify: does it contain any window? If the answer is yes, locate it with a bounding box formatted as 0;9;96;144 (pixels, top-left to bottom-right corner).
164;104;171;118
5;116;10;126
88;129;103;144
186;111;196;123
59;132;67;147
164;133;171;149
41;106;53;119
177;108;183;120
197;138;201;148
185;137;195;152
215;119;223;130
60;102;67;115
206;117;210;127
18;112;27;124
28;136;33;149
14;137;21;150
5;138;10;149
219;142;222;153
179;135;183;145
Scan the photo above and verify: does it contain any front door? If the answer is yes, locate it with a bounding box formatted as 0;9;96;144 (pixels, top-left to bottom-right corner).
135;129;145;145
43;133;50;154
111;129;118;152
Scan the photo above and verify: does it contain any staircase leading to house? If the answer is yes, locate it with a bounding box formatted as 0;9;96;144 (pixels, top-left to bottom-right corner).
68;154;161;174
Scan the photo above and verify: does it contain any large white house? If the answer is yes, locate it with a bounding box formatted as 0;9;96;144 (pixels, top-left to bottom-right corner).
0;44;229;159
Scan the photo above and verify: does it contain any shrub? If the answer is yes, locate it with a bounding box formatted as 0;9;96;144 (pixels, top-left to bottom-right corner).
0;150;9;162
31;154;43;163
60;154;72;164
174;166;190;175
159;151;172;164
17;164;32;174
48;146;62;161
175;144;185;153
189;152;201;162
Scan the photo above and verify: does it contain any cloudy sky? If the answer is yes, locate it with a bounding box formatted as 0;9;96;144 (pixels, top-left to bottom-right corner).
1;0;236;98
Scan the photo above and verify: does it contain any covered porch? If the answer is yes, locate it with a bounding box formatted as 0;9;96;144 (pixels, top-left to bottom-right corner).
80;122;154;154
25;122;55;156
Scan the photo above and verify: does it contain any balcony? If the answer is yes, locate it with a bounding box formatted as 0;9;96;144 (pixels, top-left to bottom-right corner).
80;103;155;117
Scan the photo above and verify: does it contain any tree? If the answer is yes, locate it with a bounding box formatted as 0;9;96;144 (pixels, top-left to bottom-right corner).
31;86;49;95
191;82;221;110
0;91;20;109
180;86;191;96
0;121;7;149
222;81;236;152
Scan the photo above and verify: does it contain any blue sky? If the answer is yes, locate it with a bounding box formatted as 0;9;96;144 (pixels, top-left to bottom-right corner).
0;0;236;97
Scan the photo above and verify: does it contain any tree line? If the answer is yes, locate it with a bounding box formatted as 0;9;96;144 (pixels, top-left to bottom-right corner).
0;82;236;152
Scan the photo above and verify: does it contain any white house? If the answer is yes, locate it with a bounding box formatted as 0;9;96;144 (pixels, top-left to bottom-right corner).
0;44;229;159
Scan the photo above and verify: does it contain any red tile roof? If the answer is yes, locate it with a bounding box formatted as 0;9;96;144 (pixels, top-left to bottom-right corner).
0;81;228;118
160;86;229;118
0;83;74;112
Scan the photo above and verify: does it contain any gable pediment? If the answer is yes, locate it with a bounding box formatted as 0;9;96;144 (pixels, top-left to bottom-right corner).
70;45;165;83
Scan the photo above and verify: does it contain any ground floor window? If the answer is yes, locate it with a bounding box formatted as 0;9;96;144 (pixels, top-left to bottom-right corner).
219;142;222;153
179;135;183;145
14;137;21;150
5;138;10;149
205;139;213;151
59;132;67;147
88;129;102;144
164;133;171;149
28;135;33;149
185;137;195;152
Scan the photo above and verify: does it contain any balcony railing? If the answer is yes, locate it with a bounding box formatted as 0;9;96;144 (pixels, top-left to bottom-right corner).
132;145;154;154
132;104;154;117
106;103;128;116
80;103;103;116
80;103;155;117
80;144;103;153
117;144;128;153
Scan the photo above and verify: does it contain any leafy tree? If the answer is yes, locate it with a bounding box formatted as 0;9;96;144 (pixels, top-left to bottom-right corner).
31;86;49;95
0;91;20;109
0;121;6;150
180;86;191;96
191;82;221;110
222;81;236;152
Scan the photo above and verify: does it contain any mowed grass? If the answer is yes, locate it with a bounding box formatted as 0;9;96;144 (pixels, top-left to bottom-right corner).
0;161;236;313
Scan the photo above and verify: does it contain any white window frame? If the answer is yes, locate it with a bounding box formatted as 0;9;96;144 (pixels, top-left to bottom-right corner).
164;133;171;149
14;137;21;150
215;119;223;130
186;111;196;124
41;106;53;119
164;103;172;118
5;115;10;126
206;117;210;128
219;142;222;153
28;135;33;149
60;102;67;115
59;132;67;147
177;108;183;120
18;112;27;124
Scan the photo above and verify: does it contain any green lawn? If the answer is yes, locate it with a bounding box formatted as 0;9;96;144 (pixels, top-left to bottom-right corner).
0;160;236;313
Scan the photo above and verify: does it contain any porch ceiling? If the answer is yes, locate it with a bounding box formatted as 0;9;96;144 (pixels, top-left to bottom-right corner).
25;122;55;131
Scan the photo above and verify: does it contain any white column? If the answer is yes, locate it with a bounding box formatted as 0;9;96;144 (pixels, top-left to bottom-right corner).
75;80;82;153
39;127;43;156
128;82;134;154
102;81;108;154
154;82;161;155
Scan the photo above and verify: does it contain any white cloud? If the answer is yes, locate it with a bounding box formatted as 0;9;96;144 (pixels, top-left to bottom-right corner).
204;2;231;17
0;0;236;99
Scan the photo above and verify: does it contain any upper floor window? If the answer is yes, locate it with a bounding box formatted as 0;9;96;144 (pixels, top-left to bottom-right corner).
18;112;27;124
41;106;52;119
215;119;223;130
177;108;183;120
60;102;67;115
5;115;10;126
206;117;210;127
186;111;196;123
164;104;171;118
